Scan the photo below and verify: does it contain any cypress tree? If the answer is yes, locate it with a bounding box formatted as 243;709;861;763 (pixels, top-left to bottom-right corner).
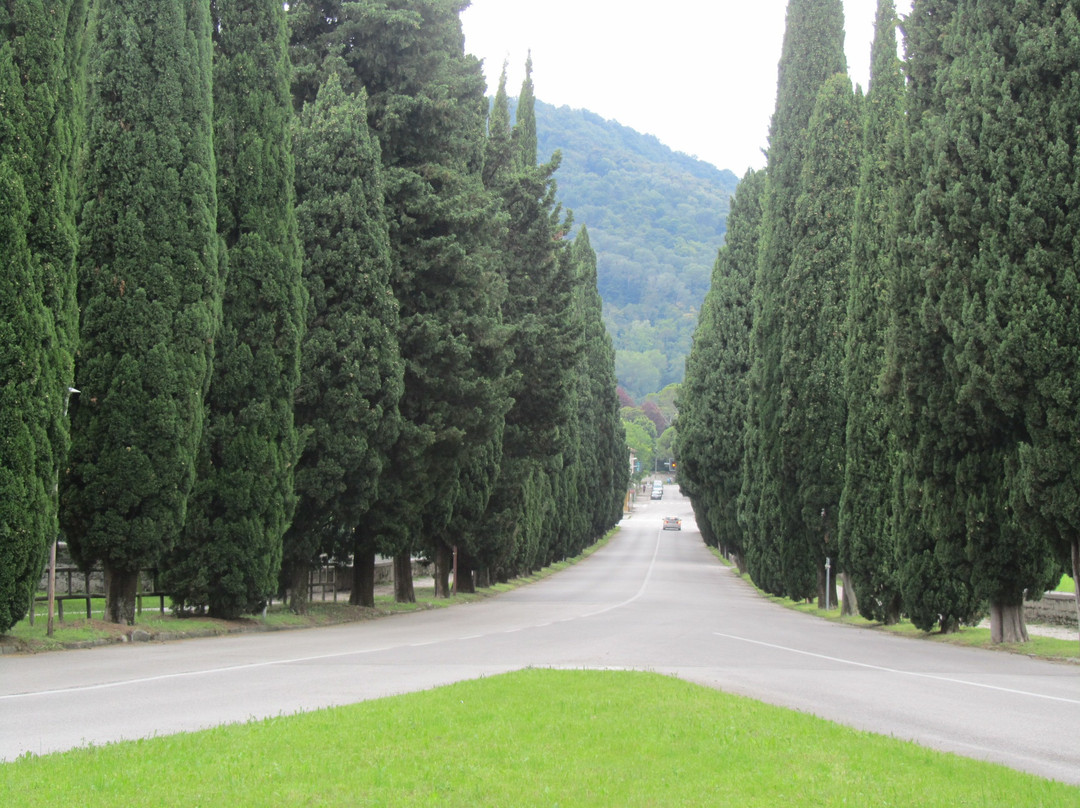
888;0;982;633
289;1;511;599
1003;1;1080;644
779;72;860;605
281;73;402;613
163;0;306;618
839;0;906;624
742;0;846;596
61;0;220;625
572;227;628;538
479;57;577;580
0;1;85;632
679;168;764;573
909;1;1067;642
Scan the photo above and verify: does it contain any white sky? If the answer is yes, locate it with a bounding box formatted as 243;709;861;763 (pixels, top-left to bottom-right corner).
461;1;914;175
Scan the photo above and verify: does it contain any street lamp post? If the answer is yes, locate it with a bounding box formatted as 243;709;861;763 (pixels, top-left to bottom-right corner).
48;386;79;638
824;556;832;612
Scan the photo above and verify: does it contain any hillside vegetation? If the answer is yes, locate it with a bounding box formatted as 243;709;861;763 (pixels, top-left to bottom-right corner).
528;100;740;400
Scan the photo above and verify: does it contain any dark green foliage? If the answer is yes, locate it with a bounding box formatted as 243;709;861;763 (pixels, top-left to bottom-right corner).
678;169;764;571
571;228;629;537
899;0;1067;637
887;0;980;633
839;0;905;624
163;0;306;619
61;0;220;625
742;0;846;597
1000;2;1080;615
477;60;578;580
777;73;860;602
529;102;739;400
289;1;510;591
0;1;84;632
281;70;402;610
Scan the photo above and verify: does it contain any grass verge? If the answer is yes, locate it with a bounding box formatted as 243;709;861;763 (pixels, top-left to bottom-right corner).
2;669;1075;807
716;559;1080;662
1;530;617;654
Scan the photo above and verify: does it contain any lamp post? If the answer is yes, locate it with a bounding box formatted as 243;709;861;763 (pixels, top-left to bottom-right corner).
48;386;79;638
824;556;832;612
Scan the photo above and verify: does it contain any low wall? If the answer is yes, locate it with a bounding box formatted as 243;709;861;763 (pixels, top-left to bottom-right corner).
1026;592;1078;628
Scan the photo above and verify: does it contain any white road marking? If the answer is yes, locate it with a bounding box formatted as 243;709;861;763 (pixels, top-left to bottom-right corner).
4;531;667;703
715;632;1080;706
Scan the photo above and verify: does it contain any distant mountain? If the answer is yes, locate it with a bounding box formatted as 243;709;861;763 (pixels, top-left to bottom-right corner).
528;100;741;401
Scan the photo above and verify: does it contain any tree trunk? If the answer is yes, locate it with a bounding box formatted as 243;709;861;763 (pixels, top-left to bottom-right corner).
732;552;746;576
287;562;309;615
840;572;858;617
104;565;139;625
884;593;902;626
456;550;476;594
434;541;451;599
989;600;1029;644
816;563;833;610
393;551;415;603
475;567;490;589
351;545;375;608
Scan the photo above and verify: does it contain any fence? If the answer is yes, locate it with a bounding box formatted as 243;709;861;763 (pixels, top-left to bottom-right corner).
30;566;165;625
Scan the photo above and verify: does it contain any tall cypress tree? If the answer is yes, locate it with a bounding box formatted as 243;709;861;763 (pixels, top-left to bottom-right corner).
572;227;627;539
779;72;860;604
478;57;576;581
742;0;846;596
0;1;85;632
61;0;220;624
839;0;905;624
281;73;402;613
163;0;306;618
888;0;982;633
679;168;764;573
907;1;1065;642
289;0;510;599
1003;2;1080;644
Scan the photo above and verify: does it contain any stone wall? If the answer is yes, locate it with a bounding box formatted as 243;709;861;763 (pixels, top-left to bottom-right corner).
1026;592;1078;628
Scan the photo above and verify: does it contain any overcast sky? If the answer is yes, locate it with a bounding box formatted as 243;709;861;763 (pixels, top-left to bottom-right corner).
461;1;914;176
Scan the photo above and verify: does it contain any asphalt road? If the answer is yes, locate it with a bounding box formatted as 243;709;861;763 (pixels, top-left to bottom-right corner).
2;487;1079;785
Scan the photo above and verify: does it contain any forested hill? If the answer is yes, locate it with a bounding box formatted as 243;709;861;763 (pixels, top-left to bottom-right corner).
528;99;741;400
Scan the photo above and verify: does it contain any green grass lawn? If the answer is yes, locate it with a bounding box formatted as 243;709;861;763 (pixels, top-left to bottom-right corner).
2;669;1074;807
1058;574;1076;593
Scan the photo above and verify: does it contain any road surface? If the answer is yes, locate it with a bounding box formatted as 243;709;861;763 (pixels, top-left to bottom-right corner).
2;487;1078;785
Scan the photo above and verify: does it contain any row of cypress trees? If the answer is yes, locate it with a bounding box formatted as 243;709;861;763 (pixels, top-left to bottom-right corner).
679;0;1080;644
0;0;627;631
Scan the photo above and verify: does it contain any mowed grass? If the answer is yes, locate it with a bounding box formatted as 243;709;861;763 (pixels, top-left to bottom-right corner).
3;669;1076;807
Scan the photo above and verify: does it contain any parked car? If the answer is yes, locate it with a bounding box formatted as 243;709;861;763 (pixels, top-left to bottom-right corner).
663;516;681;530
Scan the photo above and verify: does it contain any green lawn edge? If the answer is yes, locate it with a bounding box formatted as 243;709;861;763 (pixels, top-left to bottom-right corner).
2;528;619;654
705;547;1079;662
2;669;1075;806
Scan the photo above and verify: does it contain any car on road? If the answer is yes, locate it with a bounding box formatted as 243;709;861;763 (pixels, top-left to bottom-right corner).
651;487;663;499
663;516;681;530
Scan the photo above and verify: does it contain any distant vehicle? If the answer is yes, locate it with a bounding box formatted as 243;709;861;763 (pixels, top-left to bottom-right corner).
651;486;663;499
663;516;681;530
